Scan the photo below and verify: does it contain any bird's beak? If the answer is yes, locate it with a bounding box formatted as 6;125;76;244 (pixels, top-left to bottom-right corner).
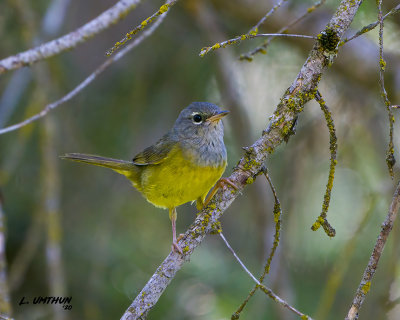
207;111;229;123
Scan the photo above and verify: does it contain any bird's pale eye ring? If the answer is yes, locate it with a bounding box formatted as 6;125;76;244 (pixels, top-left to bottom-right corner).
192;113;203;124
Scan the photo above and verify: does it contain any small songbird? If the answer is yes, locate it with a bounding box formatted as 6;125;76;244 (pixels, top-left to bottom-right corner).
61;102;233;253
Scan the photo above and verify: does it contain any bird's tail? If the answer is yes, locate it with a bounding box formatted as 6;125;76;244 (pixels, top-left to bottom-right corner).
60;153;140;186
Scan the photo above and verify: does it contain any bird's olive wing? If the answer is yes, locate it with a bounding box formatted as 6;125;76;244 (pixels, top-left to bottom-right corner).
132;135;177;165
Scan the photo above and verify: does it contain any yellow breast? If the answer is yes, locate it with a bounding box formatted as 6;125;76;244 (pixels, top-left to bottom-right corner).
137;146;226;209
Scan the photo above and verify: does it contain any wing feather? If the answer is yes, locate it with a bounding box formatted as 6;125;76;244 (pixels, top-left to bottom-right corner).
132;134;177;165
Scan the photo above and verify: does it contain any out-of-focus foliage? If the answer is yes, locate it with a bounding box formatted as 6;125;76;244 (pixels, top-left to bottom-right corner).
0;0;399;319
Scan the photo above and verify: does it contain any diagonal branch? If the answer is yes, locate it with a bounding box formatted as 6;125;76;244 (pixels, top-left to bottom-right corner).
345;181;400;320
120;0;363;319
0;0;141;74
219;233;312;319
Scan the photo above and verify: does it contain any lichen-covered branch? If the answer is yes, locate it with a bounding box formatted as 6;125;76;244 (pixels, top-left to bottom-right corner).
120;0;363;318
345;181;400;320
106;0;178;56
0;0;141;74
311;91;337;236
0;7;169;136
377;0;396;178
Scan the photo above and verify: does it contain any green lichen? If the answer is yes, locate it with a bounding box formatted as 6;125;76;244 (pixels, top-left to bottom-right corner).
362;281;371;294
246;177;254;184
242;158;261;170
210;221;222;234
379;58;386;71
182;246;189;254
311;92;337;237
317;27;340;52
159;4;169;13
249;28;258;36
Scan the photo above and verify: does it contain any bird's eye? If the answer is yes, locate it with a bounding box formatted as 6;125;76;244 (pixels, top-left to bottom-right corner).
193;114;203;123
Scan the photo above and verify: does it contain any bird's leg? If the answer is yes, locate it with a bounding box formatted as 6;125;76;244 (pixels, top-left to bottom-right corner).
169;207;182;254
204;178;239;207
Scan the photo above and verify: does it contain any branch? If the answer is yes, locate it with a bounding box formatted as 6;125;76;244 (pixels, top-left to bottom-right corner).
0;7;169;135
250;0;288;35
240;0;327;61
106;0;178;56
310;91;337;236
219;233;312;319
232;170;284;319
199;33;316;57
345;181;400;320
0;0;141;74
377;0;396;178
341;4;400;44
120;0;363;318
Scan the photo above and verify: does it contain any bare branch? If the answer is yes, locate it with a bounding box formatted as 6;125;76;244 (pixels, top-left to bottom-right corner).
250;0;288;34
345;181;400;319
0;0;141;74
341;4;400;44
240;0;327;61
219;233;260;284
232;169;283;319
120;0;363;318
0;9;169;135
219;233;312;319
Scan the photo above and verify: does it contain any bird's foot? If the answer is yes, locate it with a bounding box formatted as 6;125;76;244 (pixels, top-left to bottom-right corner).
218;177;239;191
171;241;183;254
204;177;239;206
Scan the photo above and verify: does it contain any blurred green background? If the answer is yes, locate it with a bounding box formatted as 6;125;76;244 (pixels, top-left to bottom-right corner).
0;0;400;319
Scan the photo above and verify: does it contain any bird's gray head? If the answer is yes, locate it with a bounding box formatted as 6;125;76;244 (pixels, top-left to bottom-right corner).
172;102;228;142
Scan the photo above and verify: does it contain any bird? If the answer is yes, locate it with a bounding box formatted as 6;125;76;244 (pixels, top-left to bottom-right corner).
61;102;235;253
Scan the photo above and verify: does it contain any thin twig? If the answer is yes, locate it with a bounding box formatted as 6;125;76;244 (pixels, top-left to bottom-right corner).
200;33;316;57
345;181;400;320
311;91;337;237
250;0;288;34
263;170;283;274
341;4;400;45
106;0;178;56
219;233;260;284
232;169;283;319
0;8;169;135
0;0;141;74
240;0;327;61
377;0;396;178
220;233;312;319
